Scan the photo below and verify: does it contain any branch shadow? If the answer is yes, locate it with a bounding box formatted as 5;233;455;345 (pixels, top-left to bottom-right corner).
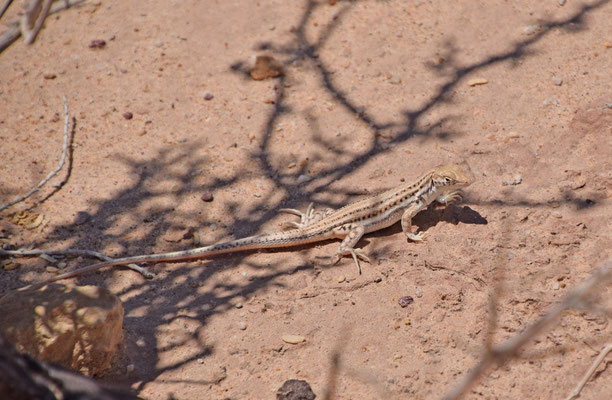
0;0;610;397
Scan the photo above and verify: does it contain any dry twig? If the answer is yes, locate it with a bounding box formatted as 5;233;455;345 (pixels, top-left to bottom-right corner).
565;343;612;400
443;262;612;400
20;0;53;44
0;248;154;279
0;95;71;213
0;0;85;52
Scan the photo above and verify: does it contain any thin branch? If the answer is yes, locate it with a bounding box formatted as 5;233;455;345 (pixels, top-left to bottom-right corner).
0;95;71;213
0;248;154;279
443;262;612;400
0;0;85;52
21;0;53;45
565;343;612;400
0;0;15;20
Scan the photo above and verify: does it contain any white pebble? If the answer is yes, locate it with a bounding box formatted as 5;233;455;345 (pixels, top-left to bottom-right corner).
552;76;563;86
296;174;312;185
238;321;247;330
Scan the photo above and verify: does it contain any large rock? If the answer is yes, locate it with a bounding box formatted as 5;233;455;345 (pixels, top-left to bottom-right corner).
0;283;124;376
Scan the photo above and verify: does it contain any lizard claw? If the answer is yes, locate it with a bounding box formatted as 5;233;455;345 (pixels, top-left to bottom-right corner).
406;231;428;242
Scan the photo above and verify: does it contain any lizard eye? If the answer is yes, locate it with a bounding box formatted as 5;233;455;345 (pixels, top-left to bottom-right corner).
443;177;451;183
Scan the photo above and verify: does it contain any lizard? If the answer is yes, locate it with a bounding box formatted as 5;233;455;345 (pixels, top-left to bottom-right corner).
43;164;474;282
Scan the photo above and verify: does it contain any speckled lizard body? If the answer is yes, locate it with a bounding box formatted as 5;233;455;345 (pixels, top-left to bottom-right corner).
46;164;473;281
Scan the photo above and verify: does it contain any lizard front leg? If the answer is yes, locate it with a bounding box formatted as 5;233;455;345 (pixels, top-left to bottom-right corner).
329;224;370;274
401;204;428;242
435;190;463;206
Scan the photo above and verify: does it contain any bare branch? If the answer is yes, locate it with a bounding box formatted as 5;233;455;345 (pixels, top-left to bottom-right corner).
565;343;612;400
0;0;15;20
443;262;612;400
0;95;71;213
0;248;154;279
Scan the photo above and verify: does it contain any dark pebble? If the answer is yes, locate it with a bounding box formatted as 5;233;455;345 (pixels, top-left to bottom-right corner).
398;296;414;308
276;379;316;400
122;112;133;120
201;192;214;202
89;39;106;49
74;211;91;225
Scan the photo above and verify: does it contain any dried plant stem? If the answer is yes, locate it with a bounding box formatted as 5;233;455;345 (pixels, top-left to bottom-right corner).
565;343;612;400
443;262;611;400
0;248;154;279
0;96;71;213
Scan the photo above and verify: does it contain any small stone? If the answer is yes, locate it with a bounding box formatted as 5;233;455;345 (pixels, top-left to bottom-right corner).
57;262;67;269
558;0;566;5
203;92;214;101
502;174;522;186
238;321;247;330
336;275;346;283
276;379;316;400
398;296;414;308
281;335;306;344
197;358;204;364
467;78;488;86
572;176;586;190
122;111;133;120
551;76;563;86
46;266;59;273
393;353;403;360
552;281;560;290
604;42;612;49
374;276;382;283
154;40;163;47
235;302;243;309
523;25;539;35
88;39;106;49
201;192;214;202
2;261;20;271
389;75;402;84
126;364;135;373
250;54;284;80
296;174;312;185
43;73;56;80
415;287;423;298
73;211;91;225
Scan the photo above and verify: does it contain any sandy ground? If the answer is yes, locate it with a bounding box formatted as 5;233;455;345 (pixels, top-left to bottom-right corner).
1;0;611;399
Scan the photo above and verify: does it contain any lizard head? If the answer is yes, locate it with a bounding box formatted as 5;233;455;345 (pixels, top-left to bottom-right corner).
431;164;474;190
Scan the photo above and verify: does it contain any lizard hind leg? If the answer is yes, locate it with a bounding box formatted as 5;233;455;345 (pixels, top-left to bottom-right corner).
329;224;370;274
279;203;334;229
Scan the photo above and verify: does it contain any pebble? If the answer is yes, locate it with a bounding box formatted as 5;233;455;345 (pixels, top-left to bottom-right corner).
249;55;284;80
296;174;312;185
238;321;247;330
281;335;306;344
2;262;20;271
415;287;423;298
523;25;539;35
467;78;488;86
203;92;214;101
58;261;67;269
122;111;133;120
336;275;346;283
201;192;214;202
277;380;316;400
73;211;91;225
89;39;106;49
559;0;566;5
126;364;135;373
46;266;59;273
552;76;563;86
393;353;403;360
235;302;243;309
398;296;414;308
552;281;560;290
43;73;56;80
389;75;402;84
502;174;522;186
154;40;163;47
